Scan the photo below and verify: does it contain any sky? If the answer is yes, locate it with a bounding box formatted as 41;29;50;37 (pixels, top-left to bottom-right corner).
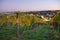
0;0;60;12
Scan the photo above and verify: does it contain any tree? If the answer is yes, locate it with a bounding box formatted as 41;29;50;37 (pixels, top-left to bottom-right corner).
14;12;19;38
50;11;60;30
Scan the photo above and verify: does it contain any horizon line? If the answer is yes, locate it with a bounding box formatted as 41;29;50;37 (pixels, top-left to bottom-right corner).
0;9;60;13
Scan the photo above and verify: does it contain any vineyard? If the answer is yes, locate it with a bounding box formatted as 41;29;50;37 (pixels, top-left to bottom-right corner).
0;11;60;40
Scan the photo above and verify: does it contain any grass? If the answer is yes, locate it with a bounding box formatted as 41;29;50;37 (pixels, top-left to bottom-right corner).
22;25;50;40
0;23;60;40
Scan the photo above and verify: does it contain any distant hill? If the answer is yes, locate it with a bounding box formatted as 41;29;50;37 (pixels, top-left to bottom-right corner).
27;10;60;15
0;10;60;16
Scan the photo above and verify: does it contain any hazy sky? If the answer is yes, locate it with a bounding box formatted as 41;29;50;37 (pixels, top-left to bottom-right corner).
0;0;60;12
